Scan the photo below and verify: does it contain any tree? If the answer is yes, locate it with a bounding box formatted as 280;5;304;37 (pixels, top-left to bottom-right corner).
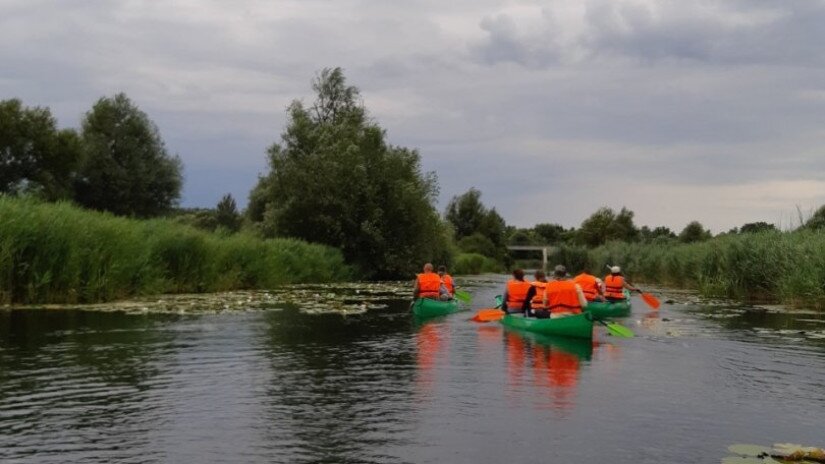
533;223;566;243
803;206;825;230
609;207;640;242
445;188;487;240
739;221;777;234
0;99;81;200
215;193;241;232
74;93;182;217
576;207;615;247
640;225;677;242
679;220;712;243
247;68;449;278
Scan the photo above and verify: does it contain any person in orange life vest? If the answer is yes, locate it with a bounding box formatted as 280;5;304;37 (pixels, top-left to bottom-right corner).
603;266;640;302
540;265;588;319
500;269;533;314
413;263;442;300
573;266;606;303
437;265;455;300
521;270;549;316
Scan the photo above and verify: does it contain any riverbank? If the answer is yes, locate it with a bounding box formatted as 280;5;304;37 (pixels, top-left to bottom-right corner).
588;230;825;309
0;197;351;305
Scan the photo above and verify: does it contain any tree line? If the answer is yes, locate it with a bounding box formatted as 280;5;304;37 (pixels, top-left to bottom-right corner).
3;68;824;280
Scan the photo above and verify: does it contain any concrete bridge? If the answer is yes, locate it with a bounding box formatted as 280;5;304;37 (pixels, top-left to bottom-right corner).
506;245;558;272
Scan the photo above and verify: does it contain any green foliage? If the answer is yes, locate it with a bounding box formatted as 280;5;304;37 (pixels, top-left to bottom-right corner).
0;99;82;200
739;221;777;234
0;196;350;305
803;205;825;230
679;220;712;243
576;206;639;247
247;68;450;278
533;223;567;243
215;193;241;232
445;188;508;260
75;93;182;218
640;225;677;242
452;253;501;275
585;228;825;307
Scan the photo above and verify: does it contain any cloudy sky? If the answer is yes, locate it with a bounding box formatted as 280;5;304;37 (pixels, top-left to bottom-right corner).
3;0;824;232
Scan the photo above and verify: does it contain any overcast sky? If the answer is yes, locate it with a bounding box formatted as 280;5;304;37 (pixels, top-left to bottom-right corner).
3;0;824;232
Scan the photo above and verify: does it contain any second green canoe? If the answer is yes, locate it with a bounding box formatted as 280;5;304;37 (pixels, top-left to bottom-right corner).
411;298;461;318
500;313;593;339
585;290;631;319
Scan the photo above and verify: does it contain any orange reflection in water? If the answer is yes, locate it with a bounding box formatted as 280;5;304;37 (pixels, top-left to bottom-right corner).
415;322;449;395
503;329;597;413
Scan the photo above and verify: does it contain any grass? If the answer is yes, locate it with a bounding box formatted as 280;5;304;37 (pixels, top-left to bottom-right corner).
585;231;825;308
0;196;351;305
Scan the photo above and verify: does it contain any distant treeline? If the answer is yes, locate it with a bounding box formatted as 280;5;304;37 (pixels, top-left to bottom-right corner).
3;68;825;307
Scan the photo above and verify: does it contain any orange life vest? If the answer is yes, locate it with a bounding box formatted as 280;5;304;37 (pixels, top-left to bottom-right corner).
417;272;441;299
530;281;548;309
573;273;599;301
604;274;626;300
546;280;582;314
441;274;455;295
506;279;532;309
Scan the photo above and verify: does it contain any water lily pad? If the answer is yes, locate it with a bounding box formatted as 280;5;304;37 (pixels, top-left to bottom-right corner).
728;444;773;456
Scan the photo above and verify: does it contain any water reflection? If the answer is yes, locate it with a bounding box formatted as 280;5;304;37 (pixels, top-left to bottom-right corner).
477;323;596;414
256;303;417;464
414;320;449;395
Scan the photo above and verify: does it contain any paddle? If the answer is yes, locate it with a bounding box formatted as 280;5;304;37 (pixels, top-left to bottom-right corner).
593;318;634;338
471;295;506;322
454;290;472;303
604;264;660;310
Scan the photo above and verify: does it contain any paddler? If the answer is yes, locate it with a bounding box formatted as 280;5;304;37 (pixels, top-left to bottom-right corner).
521;270;548;316
500;269;532;314
603;266;641;302
413;263;441;300
573;266;606;303
437;265;455;300
541;265;587;319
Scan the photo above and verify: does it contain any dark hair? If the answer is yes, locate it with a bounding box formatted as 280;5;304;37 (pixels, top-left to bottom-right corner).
513;269;525;280
534;270;546;279
437;265;447;273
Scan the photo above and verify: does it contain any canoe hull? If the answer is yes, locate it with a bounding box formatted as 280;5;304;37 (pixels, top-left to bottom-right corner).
412;298;460;318
585;290;631;318
501;313;593;339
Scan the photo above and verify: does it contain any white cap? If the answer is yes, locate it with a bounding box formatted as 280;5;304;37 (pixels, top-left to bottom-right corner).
610;266;621;273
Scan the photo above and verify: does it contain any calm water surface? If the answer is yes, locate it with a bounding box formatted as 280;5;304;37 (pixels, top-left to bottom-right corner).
1;276;823;463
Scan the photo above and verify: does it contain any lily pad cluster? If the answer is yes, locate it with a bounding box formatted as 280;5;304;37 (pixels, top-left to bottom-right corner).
2;281;418;315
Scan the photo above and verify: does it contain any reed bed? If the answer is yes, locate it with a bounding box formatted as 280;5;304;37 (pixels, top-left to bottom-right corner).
586;231;825;308
0;197;351;305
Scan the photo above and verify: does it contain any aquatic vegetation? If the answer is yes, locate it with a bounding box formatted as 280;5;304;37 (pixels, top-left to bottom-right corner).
1;281;415;315
0;197;351;305
725;443;825;463
587;230;825;310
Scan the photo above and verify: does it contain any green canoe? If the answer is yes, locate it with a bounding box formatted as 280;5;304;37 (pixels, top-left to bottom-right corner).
411;298;461;318
500;313;593;339
585;290;631;319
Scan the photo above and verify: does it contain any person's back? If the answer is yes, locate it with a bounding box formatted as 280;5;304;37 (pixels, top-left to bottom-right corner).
529;270;548;311
414;263;441;300
437;265;455;300
573;271;602;302
503;269;532;314
604;265;637;301
542;265;586;318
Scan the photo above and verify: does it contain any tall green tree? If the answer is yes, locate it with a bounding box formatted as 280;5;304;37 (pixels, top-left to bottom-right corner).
803;206;825;230
215;193;241;232
247;68;449;278
74;93;182;217
679;220;712;243
576;206;639;247
739;221;777;234
0;99;81;200
445;188;508;260
533;223;566;243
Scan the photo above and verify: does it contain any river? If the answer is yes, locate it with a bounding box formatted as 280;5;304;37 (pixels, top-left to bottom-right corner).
1;275;823;463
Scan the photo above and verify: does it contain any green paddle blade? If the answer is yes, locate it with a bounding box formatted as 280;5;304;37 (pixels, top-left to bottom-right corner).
494;294;503;306
455;290;472;303
594;318;634;338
